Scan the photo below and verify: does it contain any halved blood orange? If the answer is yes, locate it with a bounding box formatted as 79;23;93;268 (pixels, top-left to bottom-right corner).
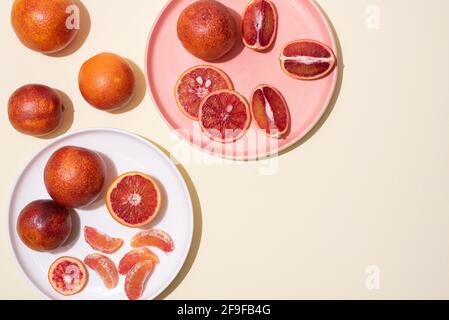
106;172;161;228
48;256;87;296
280;40;337;80
198;89;251;143
131;229;174;253
175;65;234;120
84;253;119;289
250;84;290;138
84;226;124;254
242;0;278;51
119;247;159;276
125;260;154;300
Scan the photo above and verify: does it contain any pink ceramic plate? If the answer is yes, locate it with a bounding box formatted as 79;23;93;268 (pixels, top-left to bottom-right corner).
145;0;338;160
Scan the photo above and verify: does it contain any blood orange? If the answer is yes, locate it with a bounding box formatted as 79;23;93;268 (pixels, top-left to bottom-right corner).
84;253;119;289
131;229;174;253
125;260;154;300
198;89;251;143
119;247;159;276
175;65;233;120
48;256;87;296
250;84;290;138
106;172;161;228
280;40;337;80
84;226;123;254
242;0;278;51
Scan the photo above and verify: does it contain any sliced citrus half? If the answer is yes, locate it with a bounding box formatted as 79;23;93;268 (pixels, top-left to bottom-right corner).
48;256;88;296
84;226;123;254
125;260;154;300
131;229;175;253
119;247;159;276
198;89;251;143
106;172;161;228
280;39;337;80
175;65;234;120
242;0;278;51
84;253;119;289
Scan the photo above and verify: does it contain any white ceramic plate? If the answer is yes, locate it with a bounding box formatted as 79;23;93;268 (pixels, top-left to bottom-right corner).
8;128;193;300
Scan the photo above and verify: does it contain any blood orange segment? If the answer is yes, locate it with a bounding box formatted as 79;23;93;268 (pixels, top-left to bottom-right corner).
175;65;234;120
280;40;337;80
84;253;119;289
198;89;251;143
242;0;277;51
84;226;123;254
125;260;154;300
106;172;161;228
131;229;175;253
48;256;87;296
119;247;159;276
251;84;290;138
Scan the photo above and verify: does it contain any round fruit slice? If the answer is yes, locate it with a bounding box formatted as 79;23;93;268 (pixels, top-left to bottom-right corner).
175;65;234;120
242;0;277;51
119;247;159;276
106;172;161;228
48;256;87;296
84;253;119;289
131;229;175;253
199;89;251;143
280;40;337;80
250;84;290;138
84;226;124;254
125;260;154;300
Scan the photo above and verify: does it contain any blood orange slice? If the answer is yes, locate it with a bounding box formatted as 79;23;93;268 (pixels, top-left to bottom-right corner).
242;0;277;51
131;229;174;253
198;89;251;143
84;226;123;254
250;84;290;138
48;256;87;296
106;172;161;228
280;40;337;80
119;247;159;276
175;65;234;120
84;253;119;289
125;260;154;300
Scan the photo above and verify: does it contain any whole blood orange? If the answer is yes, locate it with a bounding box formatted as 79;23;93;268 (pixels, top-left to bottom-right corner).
199;89;251;143
119;248;159;276
48;257;87;296
250;84;290;138
280;40;337;80
125;260;154;300
84;226;123;254
175;65;233;120
242;0;278;51
131;229;175;253
106;172;161;228
84;253;119;290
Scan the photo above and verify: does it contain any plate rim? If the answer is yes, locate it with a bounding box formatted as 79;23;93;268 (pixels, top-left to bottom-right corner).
144;0;339;161
6;127;194;300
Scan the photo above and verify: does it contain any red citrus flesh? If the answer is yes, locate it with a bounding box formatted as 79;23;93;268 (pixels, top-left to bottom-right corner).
280;40;337;80
48;257;87;296
84;253;119;290
251;85;290;138
131;229;175;253
199;89;251;143
242;0;277;51
125;260;154;300
84;226;123;254
175;65;234;120
119;247;159;276
106;172;161;228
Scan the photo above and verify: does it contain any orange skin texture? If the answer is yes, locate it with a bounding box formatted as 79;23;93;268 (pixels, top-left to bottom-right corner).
17;200;72;252
177;0;237;61
78;53;135;111
8;84;63;136
44;146;105;208
11;0;78;53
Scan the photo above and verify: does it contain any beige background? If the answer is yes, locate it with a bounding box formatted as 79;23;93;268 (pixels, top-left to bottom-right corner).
1;0;449;299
